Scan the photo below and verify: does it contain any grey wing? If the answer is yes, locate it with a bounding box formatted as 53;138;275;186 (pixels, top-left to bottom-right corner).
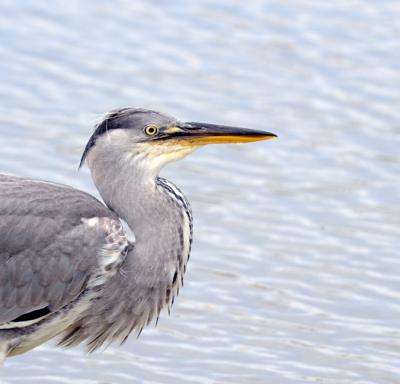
0;174;127;324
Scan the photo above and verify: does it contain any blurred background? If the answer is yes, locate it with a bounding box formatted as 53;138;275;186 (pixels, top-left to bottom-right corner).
0;1;399;383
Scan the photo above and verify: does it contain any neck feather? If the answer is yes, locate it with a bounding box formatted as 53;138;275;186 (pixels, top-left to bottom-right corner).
70;132;195;350
86;138;193;307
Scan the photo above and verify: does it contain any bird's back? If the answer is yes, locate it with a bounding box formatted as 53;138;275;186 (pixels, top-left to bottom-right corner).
0;174;128;327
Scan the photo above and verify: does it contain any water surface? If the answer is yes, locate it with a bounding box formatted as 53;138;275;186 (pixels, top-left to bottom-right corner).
0;1;399;383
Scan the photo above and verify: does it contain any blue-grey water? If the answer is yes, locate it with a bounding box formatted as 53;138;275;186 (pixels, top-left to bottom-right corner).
0;1;399;383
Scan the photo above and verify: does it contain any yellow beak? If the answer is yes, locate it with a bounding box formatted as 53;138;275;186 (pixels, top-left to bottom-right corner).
159;122;277;145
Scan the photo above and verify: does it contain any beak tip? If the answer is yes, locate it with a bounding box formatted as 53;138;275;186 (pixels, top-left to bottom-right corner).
264;133;277;140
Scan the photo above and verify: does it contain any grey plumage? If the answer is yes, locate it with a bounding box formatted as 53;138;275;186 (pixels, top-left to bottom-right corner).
0;175;118;321
0;107;276;368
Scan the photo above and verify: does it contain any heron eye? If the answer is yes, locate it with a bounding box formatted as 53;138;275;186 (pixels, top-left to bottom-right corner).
145;125;158;136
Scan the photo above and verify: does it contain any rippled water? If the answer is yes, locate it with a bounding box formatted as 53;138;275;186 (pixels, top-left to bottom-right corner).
0;1;399;383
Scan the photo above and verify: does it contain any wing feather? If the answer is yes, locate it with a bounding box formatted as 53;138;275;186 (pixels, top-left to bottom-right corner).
0;174;125;324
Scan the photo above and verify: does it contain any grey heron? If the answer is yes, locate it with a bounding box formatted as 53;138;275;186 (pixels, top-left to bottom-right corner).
0;107;276;368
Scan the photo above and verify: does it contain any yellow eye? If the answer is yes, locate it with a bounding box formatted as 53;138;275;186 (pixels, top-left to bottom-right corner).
145;125;158;135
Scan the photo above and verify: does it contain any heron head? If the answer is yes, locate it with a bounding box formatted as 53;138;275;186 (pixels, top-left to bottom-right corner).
80;107;276;177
